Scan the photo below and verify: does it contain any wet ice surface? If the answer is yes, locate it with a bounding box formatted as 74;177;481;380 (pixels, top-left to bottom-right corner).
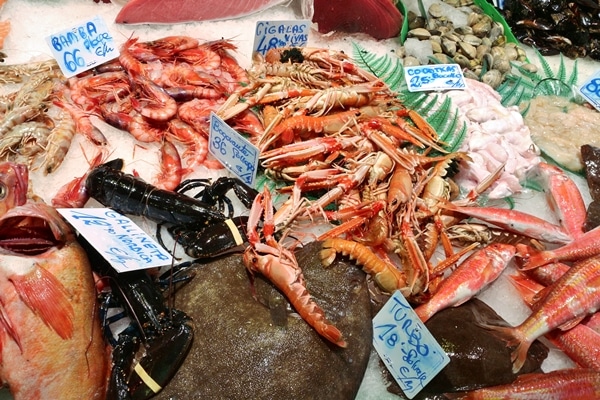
0;1;598;399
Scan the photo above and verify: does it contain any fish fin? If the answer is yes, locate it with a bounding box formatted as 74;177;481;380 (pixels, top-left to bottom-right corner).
0;302;21;352
476;320;531;373
510;338;533;373
515;244;552;271
10;266;74;339
557;316;585;331
591;275;600;289
530;286;552;311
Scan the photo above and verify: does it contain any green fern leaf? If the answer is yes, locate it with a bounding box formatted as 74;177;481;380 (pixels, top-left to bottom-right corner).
426;96;453;130
556;54;567;83
351;42;466;152
538;49;555;79
440;110;467;153
567;59;579;87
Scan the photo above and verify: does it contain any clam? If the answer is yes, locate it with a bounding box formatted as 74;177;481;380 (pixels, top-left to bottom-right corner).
442;38;457;56
472;17;491;38
458;41;478;59
453;54;471;69
408;28;432;40
428;3;444;18
481;69;503;89
403;56;421;67
462;34;482;47
430;40;443;54
397;0;529;89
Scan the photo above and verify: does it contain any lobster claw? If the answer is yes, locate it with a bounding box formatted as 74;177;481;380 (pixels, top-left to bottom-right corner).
128;313;194;400
107;311;194;400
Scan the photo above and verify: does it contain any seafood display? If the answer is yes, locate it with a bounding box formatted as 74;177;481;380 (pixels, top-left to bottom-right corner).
1;0;600;399
157;240;373;399
402;0;533;88
445;78;541;199
501;0;600;60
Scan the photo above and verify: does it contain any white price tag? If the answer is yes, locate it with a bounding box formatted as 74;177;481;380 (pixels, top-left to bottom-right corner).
372;290;450;399
58;208;173;273
404;64;466;92
579;70;600;112
209;112;259;186
45;15;119;78
253;20;310;56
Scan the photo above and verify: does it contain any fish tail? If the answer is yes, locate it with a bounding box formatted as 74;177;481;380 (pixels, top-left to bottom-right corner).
477;320;531;373
414;303;436;323
10;266;74;339
515;244;552;270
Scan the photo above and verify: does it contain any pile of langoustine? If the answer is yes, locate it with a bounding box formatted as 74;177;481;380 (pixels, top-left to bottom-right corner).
2;33;600;397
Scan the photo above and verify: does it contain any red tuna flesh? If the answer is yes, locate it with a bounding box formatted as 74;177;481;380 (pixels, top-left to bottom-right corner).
313;0;403;39
115;0;291;24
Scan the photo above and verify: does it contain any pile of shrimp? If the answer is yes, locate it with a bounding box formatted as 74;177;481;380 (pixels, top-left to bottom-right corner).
43;36;262;190
0;60;82;175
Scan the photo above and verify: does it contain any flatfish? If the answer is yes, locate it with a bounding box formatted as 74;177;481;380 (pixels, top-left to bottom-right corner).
158;240;372;399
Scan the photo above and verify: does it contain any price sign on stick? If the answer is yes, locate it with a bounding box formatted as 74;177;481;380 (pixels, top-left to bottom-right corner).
372;290;450;399
253;20;310;56
209;112;259;187
579;70;600;112
58;208;173;273
404;64;466;92
45;15;118;78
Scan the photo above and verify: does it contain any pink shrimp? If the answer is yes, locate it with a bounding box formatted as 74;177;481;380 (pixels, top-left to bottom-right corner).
103;112;165;143
154;139;182;191
174;44;221;70
167;118;208;173
53;97;107;146
131;75;177;122
119;37;146;77
139;35;199;60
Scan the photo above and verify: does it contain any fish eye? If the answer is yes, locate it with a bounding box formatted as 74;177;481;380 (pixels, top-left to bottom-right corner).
0;183;7;200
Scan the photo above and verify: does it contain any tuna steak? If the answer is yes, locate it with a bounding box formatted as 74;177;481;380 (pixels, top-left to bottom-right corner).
115;0;293;24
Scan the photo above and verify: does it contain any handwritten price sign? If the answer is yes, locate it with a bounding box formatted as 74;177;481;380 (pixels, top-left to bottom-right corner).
45;15;118;78
404;64;466;92
209;112;259;186
579;70;600;112
253;20;310;56
372;291;449;399
58;208;173;272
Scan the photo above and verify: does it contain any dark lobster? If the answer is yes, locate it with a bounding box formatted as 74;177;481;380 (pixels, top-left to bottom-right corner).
82;236;194;400
83;159;260;259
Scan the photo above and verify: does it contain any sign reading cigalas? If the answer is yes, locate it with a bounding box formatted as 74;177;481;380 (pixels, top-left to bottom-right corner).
253;20;310;56
45;15;118;78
